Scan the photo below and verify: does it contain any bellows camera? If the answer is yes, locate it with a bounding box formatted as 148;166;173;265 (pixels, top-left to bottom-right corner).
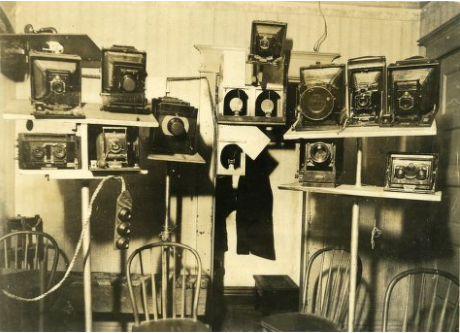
298;141;336;187
18;133;80;169
248;21;287;66
151;96;198;155
89;126;140;171
29;51;83;118
348;56;386;126
384;153;438;194
296;64;346;130
387;57;440;126
101;45;149;114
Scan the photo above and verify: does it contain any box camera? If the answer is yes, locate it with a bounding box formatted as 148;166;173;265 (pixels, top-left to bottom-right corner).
384;153;438;194
347;56;386;126
101;45;149;114
150;96;198;155
296;64;346;130
298;141;336;187
90;126;140;171
18;133;80;169
248;21;287;66
387;57;440;127
29;51;83;118
217;142;246;176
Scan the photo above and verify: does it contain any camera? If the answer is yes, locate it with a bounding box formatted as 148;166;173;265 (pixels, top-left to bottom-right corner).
387;57;440;126
89;126;140;171
248;21;287;66
348;56;386;126
298;141;336;187
384;153;438;194
150;96;198;155
29;51;83;118
18;133;80;169
101;45;149;114
296;64;346;130
217;142;246;176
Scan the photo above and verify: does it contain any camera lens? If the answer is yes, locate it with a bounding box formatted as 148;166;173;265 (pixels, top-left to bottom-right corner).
416;167;428;180
398;92;414;111
109;139;123;154
32;146;45;159
310;142;331;164
301;87;334;121
261;99;275;115
50;76;66;94
52;144;66;159
229;97;244;114
121;74;137;92
395;166;405;179
357;93;370;108
167;117;186;137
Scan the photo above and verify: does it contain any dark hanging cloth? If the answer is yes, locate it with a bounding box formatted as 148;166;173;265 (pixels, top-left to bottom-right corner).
236;149;276;260
214;148;277;260
214;176;235;254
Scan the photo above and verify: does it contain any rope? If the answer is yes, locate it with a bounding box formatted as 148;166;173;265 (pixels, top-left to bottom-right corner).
313;1;328;52
3;176;126;302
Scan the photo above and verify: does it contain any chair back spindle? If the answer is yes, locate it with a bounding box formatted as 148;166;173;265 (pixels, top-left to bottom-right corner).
382;268;459;332
126;242;203;326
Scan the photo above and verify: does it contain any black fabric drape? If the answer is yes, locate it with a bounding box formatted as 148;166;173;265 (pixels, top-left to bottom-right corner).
214;148;276;260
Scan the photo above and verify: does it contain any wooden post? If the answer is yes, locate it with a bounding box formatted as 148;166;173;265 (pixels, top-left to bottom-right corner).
348;200;360;332
81;184;92;332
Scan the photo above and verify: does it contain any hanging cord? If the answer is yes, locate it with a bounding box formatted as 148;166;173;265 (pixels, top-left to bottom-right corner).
313;1;328;52
370;220;382;250
3;176;126;302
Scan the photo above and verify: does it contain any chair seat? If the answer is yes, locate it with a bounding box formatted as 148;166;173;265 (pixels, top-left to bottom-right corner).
132;318;209;332
261;312;341;332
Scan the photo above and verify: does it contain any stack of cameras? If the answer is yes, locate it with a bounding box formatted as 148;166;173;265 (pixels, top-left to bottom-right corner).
217;20;288;126
294;56;440;130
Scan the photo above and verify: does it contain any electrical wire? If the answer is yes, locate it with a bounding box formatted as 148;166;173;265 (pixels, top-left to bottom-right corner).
3;176;126;302
313;1;328;52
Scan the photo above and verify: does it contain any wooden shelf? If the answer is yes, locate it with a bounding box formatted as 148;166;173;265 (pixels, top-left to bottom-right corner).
278;182;442;202
148;153;206;164
283;121;437;140
4;99;159;128
18;168;148;180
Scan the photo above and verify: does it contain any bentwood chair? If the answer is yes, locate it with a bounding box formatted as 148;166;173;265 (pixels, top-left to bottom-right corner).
0;231;60;331
382;268;459;332
261;248;363;332
126;242;209;332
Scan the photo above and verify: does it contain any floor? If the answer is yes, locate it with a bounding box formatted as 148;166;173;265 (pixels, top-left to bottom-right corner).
219;305;263;332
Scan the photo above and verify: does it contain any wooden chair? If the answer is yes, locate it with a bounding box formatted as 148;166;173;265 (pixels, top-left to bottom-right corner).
126;241;209;332
261;248;363;332
0;230;60;331
382;268;459;332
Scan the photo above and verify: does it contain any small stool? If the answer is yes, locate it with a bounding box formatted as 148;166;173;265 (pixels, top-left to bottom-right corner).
253;275;299;316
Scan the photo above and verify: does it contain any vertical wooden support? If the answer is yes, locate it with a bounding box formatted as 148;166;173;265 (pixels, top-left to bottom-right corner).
356;138;363;187
162;164;171;242
348;201;360;332
300;191;309;312
81;184;92;332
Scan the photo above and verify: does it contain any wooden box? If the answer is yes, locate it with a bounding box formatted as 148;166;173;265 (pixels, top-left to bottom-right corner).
253;275;299;316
